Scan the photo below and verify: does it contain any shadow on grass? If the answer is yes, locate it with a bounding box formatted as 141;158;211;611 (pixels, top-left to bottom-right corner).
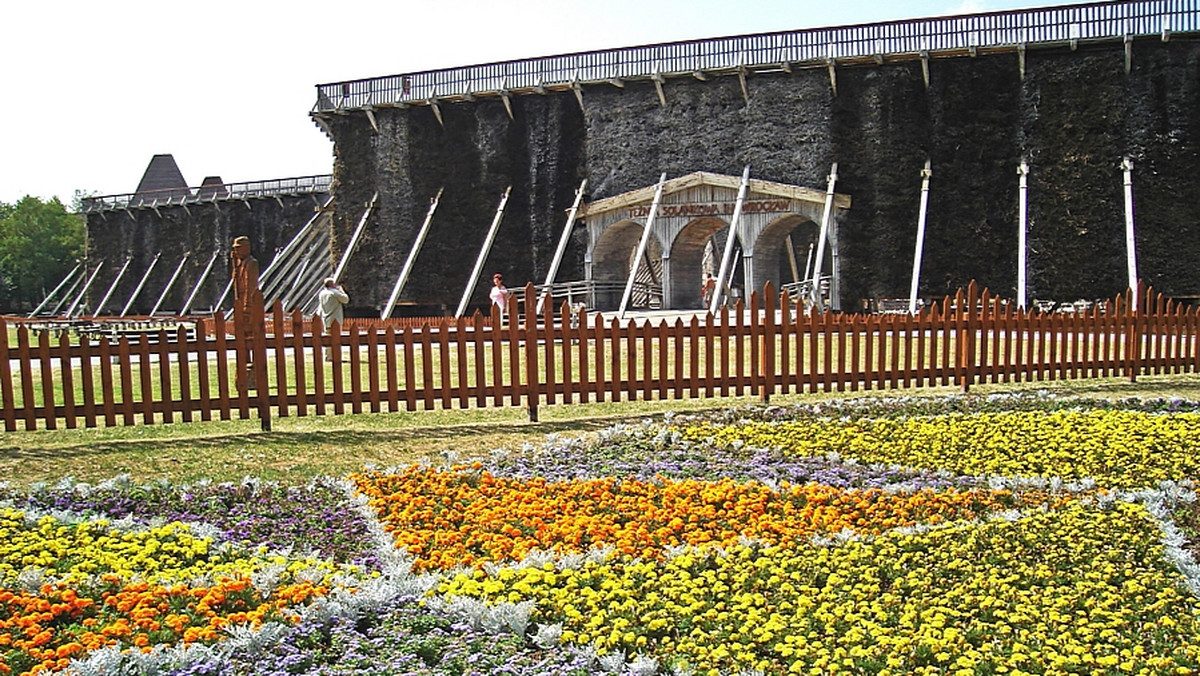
0;418;622;462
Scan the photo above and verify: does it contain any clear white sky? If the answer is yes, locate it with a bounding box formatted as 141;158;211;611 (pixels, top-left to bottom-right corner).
1;0;1096;206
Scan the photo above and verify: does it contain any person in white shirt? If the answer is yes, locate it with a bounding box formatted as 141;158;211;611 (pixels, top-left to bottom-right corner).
318;277;350;362
318;277;349;331
489;273;509;315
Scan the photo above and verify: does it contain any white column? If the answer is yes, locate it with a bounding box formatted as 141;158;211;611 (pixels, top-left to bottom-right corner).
619;173;667;318
810;163;839;311
908;160;932;315
1017;159;1029;310
1122;157;1138;293
710;165;751;314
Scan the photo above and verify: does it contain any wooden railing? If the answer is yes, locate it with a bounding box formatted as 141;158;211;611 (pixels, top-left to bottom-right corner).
313;0;1198;112
2;281;1198;431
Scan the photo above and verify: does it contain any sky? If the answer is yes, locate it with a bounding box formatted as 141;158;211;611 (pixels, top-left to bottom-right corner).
1;0;1098;207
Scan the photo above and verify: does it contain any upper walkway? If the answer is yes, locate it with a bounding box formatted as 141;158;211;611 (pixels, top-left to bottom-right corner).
313;0;1198;113
80;175;332;214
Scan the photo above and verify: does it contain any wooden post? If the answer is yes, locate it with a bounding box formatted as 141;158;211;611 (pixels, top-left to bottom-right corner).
761;282;776;403
524;283;540;421
620;174;667;319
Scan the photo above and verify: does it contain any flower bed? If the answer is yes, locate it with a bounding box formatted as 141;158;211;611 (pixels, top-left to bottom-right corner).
0;393;1198;675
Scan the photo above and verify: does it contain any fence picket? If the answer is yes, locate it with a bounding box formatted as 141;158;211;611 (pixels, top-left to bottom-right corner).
402;325;416;411
58;333;76;429
177;326;192;423
37;331;55;430
0;320;13;431
419;322;434;411
156;329;173;424
560;303;574;404
350;325;364;414
472;311;487;408
137;333;154;424
437;319;451;411
79;336;96;428
455;317;469;409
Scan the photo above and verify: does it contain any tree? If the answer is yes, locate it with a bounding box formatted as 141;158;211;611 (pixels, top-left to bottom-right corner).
0;196;85;312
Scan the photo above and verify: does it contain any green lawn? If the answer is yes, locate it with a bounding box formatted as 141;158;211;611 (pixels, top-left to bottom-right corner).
3;372;1200;489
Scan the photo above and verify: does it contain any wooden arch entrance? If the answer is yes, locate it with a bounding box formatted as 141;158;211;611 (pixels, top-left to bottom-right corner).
578;171;851;311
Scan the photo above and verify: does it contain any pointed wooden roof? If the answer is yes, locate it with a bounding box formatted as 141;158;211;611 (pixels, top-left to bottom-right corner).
134;154;189;195
578;171;850;218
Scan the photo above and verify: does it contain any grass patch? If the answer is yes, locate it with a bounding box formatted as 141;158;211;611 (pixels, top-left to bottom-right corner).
2;374;1200;489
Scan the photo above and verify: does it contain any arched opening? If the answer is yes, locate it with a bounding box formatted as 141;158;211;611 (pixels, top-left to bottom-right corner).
669;216;728;309
751;215;826;297
592;219;663;310
703;224;747;306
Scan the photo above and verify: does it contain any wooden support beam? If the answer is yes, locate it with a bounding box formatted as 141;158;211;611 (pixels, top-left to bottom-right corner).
1124;33;1133;74
383;188;443;319
29;264;81;318
1018;43;1027;82
780;61;792;74
333;193;379;284
652;65;666;107
710;165;751;314
571;73;584;113
498;78;515;120
920;50;930;89
692;70;708;81
364;108;380;133
738;66;750;105
538;179;587;315
827;59;837;97
500;91;514;120
908;159;932;315
620;173;667;318
809;163;838;312
66;262;105;318
456;187;512;319
122;254;160;317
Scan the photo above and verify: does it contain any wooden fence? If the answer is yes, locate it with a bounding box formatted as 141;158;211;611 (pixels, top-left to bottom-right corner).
2;281;1198;432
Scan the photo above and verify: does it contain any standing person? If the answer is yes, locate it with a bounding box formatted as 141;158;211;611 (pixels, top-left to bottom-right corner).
701;272;717;308
318;278;349;361
489;273;509;316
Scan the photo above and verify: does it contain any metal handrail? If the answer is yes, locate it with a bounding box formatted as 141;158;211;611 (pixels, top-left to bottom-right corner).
313;0;1197;113
79;175;333;213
